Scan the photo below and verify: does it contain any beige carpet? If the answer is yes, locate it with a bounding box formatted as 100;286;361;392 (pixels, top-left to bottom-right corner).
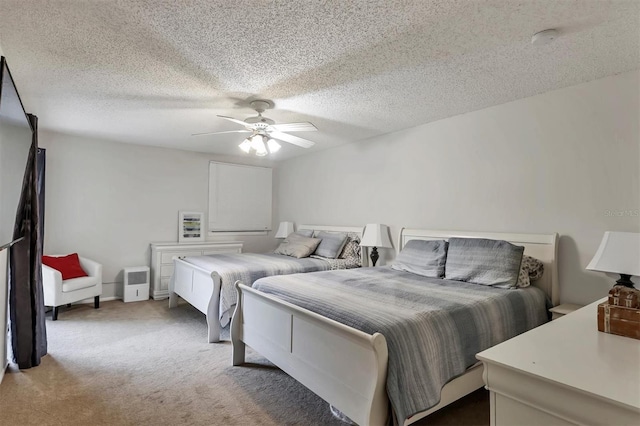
0;299;489;425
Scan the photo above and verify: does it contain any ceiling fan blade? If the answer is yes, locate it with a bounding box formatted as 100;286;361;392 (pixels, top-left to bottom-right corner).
269;122;317;132
217;115;251;128
191;129;252;137
270;131;316;148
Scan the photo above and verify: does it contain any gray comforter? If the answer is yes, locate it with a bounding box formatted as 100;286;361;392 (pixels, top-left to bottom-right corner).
252;267;548;423
182;253;358;326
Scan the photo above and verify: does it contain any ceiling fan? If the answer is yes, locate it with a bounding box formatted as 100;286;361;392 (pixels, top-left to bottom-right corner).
192;100;317;156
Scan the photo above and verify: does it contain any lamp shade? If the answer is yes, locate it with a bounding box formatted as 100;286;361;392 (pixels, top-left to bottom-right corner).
275;221;294;239
360;224;393;248
586;232;640;276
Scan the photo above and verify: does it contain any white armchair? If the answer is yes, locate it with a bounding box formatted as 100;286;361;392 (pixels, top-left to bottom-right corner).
42;256;102;320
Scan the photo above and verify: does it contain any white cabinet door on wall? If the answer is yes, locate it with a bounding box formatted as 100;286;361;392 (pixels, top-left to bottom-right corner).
208;162;272;233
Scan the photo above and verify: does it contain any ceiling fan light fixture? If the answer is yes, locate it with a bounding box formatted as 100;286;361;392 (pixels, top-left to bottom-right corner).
267;139;281;153
239;139;251;153
205;100;317;155
251;134;268;156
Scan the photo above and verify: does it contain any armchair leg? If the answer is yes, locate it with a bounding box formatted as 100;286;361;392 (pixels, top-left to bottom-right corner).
94;296;100;309
52;307;59;321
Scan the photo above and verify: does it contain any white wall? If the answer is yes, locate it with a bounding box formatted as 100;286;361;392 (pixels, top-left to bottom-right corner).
276;70;640;306
38;131;278;298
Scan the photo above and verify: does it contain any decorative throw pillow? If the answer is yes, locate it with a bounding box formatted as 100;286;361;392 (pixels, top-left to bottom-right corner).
391;239;448;278
313;231;348;259
42;253;88;280
294;229;314;238
445;238;524;287
515;255;545;288
273;233;321;258
339;234;362;265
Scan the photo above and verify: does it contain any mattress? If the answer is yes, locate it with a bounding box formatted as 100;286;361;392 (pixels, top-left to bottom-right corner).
182;253;358;326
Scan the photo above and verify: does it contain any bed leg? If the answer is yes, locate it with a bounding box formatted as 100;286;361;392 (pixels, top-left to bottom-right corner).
207;316;221;343
168;291;178;308
231;281;245;365
232;339;246;366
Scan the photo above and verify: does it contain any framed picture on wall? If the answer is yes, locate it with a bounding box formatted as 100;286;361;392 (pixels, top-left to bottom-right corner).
178;211;204;243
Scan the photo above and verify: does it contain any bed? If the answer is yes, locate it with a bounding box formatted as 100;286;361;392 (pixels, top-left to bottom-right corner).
230;228;559;425
168;224;365;343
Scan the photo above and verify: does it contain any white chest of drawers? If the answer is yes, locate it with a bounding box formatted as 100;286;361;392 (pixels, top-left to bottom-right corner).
149;241;243;300
477;299;640;426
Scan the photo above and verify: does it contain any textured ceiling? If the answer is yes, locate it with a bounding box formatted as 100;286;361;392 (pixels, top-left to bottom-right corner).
0;0;638;160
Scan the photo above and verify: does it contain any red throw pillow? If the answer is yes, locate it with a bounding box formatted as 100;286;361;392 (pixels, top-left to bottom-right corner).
42;253;88;280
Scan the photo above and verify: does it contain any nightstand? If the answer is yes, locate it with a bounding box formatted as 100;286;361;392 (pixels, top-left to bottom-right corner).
549;303;583;320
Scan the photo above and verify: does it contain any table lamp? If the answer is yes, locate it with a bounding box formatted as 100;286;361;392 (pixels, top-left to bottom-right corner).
275;221;294;239
360;224;392;267
586;231;640;288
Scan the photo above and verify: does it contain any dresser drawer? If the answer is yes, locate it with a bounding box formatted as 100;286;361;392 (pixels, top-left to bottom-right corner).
161;251;202;264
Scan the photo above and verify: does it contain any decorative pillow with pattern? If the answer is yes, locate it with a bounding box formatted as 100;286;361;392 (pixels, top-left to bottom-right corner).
310;256;361;270
515;255;545;288
273;233;321;258
339;233;362;266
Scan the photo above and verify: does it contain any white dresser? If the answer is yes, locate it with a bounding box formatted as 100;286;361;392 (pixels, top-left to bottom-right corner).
477;299;640;426
149;241;243;300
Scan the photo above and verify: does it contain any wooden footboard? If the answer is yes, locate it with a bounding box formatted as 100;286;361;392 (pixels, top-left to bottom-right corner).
230;282;487;426
169;258;222;343
231;282;389;426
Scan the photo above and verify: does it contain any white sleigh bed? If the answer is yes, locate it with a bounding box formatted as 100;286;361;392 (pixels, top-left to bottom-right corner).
230;228;559;426
169;224;364;343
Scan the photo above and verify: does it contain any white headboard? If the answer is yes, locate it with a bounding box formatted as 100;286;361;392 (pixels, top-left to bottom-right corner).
399;228;559;306
298;224;367;265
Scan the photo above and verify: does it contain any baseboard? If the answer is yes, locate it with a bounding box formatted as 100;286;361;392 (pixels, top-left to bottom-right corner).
74;296;121;304
0;360;7;384
50;296;145;307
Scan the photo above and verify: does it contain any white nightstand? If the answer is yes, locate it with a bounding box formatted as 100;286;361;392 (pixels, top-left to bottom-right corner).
548;303;583;320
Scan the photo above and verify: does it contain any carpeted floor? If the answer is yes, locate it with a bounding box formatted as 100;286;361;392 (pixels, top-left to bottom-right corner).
0;299;489;425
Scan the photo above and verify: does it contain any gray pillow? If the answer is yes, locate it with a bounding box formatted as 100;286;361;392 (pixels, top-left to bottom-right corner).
294;229;314;238
445;237;524;287
391;239;448;278
274;233;321;258
314;231;348;259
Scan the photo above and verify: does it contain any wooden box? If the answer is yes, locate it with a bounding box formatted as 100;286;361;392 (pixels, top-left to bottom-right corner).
607;285;640;309
597;302;640;340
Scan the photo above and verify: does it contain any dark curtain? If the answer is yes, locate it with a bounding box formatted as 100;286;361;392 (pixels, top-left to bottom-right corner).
9;114;47;369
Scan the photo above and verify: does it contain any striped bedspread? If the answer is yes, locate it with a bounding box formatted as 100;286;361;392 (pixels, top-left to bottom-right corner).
252;267;549;423
182;253;357;326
